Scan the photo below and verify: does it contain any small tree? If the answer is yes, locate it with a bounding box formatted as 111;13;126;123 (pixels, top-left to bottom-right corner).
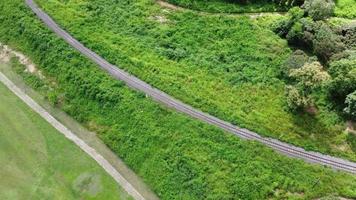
282;50;317;78
303;0;335;20
344;91;356;120
289;61;331;90
286;61;330;110
313;22;345;62
327;54;356;104
286;85;312;110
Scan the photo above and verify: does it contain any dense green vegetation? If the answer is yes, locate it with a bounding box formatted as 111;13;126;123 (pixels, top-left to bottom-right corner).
165;0;356;18
273;3;355;119
335;0;356;18
0;65;128;200
32;0;356;160
1;0;356;199
165;0;301;13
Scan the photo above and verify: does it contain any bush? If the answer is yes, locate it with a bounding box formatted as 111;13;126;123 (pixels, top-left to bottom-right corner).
282;50;316;78
303;0;335;20
273;7;304;37
286;85;312;110
328;52;356;104
286;21;303;44
344;91;356;120
340;24;356;50
286;61;330;110
312;22;345;62
289;61;330;90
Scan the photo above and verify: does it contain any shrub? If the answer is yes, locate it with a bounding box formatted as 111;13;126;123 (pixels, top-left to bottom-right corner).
340;24;356;50
289;61;330;90
286;61;330;110
286;21;303;44
286;85;312;110
328;52;356;104
273;7;304;37
312;22;345;62
344;91;356;120
303;0;335;20
282;50;317;78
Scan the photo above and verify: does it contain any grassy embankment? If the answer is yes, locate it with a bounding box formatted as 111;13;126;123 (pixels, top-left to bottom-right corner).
34;0;356;160
0;65;129;200
166;0;356;19
165;0;288;13
1;0;356;199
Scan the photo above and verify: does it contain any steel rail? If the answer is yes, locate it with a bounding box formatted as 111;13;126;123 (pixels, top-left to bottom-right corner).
25;0;356;174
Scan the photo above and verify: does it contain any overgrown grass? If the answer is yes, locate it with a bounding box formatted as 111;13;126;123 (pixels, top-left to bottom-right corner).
335;0;356;19
1;0;356;199
33;0;356;160
165;0;288;13
0;64;128;200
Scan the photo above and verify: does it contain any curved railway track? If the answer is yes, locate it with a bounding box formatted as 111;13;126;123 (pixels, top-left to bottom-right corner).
25;0;356;174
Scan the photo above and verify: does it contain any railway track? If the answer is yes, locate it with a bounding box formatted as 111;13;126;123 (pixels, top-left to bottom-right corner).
25;0;356;174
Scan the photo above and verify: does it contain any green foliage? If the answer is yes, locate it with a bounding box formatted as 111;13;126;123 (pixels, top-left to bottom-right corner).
1;0;356;199
339;24;356;50
290;61;330;90
31;0;356;160
273;10;345;62
282;50;317;78
286;61;330;110
312;22;345;62
303;0;335;20
344;91;356;119
166;0;295;13
328;51;356;105
335;0;356;19
285;85;312;110
273;7;304;37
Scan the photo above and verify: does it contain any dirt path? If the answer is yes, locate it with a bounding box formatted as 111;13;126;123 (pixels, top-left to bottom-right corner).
156;0;285;19
0;71;150;200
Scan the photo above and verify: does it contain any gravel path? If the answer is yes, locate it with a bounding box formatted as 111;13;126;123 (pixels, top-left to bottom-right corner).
0;71;147;200
25;0;356;174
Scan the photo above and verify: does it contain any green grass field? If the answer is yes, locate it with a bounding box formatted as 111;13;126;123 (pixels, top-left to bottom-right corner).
33;0;356;161
0;68;129;200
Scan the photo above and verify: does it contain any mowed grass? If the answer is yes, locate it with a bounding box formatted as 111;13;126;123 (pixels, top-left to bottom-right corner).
35;0;355;160
335;0;356;19
0;72;129;200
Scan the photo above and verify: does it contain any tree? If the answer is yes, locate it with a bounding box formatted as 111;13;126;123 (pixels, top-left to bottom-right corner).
328;53;356;104
289;61;330;90
303;0;335;20
286;61;330;110
312;22;345;62
340;24;356;49
282;50;317;78
286;85;312;110
344;91;356;120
